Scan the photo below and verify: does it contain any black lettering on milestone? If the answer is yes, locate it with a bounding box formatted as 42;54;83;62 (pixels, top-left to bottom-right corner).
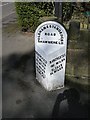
45;33;47;35
45;41;47;43
38;33;40;35
58;29;61;32
50;72;53;75
54;33;56;36
48;33;50;36
54;25;56;29
38;38;40;41
36;51;47;75
43;26;46;29
37;25;64;45
39;31;42;33
50;61;52;64
50;25;51;28
61;39;63;41
47;25;49;28
51;33;53;36
41;29;43;31
52;25;54;28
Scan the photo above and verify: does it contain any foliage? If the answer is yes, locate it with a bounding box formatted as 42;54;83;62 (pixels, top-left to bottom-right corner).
63;2;72;21
15;2;54;32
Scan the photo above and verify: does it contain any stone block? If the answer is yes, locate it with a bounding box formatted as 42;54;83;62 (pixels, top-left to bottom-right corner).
68;20;80;40
66;63;74;76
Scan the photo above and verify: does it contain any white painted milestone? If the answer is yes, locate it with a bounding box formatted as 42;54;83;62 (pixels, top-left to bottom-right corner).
35;21;67;91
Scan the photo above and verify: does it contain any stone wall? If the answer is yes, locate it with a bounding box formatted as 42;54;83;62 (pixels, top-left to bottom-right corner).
66;27;89;91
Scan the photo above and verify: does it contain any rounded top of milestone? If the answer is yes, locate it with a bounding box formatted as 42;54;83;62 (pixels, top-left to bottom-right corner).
35;21;67;45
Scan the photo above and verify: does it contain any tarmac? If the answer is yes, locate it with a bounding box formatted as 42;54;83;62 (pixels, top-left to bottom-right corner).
2;20;89;119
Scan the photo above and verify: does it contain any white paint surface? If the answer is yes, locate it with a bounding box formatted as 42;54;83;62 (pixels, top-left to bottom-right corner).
35;21;67;91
